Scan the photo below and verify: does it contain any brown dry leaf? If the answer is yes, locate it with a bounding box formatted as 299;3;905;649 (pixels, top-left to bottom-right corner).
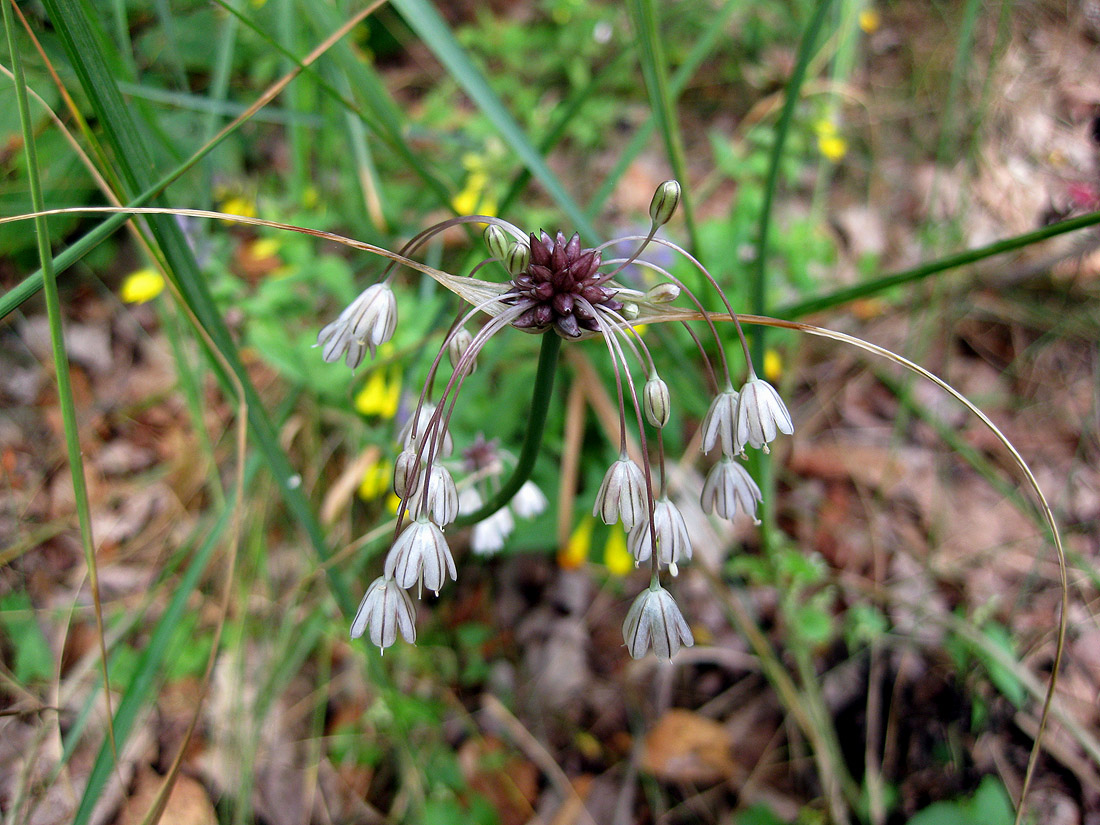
115;769;217;825
641;708;737;786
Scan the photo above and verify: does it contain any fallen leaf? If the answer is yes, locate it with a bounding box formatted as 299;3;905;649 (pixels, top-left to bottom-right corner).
641;708;737;785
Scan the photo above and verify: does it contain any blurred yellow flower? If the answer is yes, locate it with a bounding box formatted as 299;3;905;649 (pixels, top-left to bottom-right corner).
219;195;257;224
358;458;393;501
558;516;593;569
250;238;281;259
302;186;320;209
603;529;634;576
763;348;783;382
452;171;498;218
817;134;848;163
386;492;402;514
354;369;401;419
859;8;881;33
120;268;165;304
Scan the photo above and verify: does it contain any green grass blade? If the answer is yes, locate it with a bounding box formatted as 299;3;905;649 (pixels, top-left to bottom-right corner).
629;0;698;251
778;210;1100;318
3;0;118;778
586;0;741;221
39;0;354;621
752;0;835;360
388;0;598;243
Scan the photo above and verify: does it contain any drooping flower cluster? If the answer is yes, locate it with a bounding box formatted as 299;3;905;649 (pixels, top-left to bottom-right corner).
320;179;794;660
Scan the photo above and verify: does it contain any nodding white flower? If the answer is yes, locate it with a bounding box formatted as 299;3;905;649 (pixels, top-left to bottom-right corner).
701;458;763;523
458;485;483;516
471;505;515;556
397;401;454;458
384;517;457;595
628;497;692;576
350;576;417;651
735;377;793;453
700;389;741;457
511;480;548;519
594;456;648;529
317;283;397;368
403;462;459;526
622;584;694;660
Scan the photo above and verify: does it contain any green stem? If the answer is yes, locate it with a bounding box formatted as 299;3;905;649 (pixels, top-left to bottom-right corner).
752;0;834;364
778;208;1100;318
453;332;562;528
631;0;698;252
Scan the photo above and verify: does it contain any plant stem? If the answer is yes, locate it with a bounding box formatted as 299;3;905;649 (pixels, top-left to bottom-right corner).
454;332;562;528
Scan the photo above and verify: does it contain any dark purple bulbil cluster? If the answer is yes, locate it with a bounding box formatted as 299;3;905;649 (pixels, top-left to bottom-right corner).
508;231;623;338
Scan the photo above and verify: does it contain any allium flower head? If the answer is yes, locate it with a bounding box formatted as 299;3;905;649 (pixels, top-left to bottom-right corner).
622;584;694;660
384;517;457;595
317;282;397;368
593;456;648;529
508;231;622;339
350;576;417;651
319;179;797;658
735;377;794;453
701;457;763;523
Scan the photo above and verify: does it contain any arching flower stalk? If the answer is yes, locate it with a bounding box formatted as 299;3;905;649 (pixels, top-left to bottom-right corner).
323;181;794;657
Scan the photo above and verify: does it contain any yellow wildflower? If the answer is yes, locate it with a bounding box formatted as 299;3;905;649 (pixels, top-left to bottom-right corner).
250;238;281;259
818;134;848;162
358;459;393;501
219;194;257;225
120;268;165;304
452;171;498;218
763;348;783;383
603;529;634;576
386;492;402;515
558;516;593;569
354;369;401;419
859;8;880;34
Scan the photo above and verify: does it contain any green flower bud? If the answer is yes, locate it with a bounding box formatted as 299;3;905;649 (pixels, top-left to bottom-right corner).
649;180;681;227
484;225;510;262
646;282;680;303
622;302;640;320
643;375;671;428
448;327;476;376
506;241;531;276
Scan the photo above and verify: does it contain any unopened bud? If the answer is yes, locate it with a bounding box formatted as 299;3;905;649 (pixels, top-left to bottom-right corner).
448;327;477;376
643;375;671;428
622;302;640;320
506;241;530;276
484;225;510;262
393;449;421;499
649;180;681;227
646;282;680;303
